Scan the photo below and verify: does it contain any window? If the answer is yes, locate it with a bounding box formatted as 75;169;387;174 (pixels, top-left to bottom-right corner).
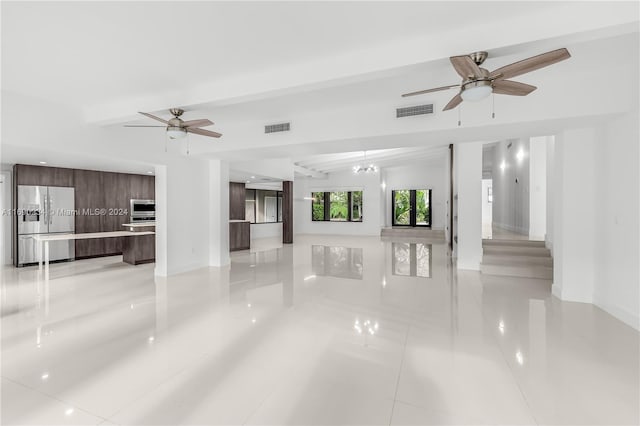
245;189;283;224
311;191;364;222
330;192;348;221
392;189;431;227
312;192;325;221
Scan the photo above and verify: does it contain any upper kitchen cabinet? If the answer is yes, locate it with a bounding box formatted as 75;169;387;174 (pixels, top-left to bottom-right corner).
129;174;155;200
14;164;74;187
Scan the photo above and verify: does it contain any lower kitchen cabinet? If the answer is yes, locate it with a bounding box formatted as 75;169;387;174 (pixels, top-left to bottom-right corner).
122;234;156;265
230;221;250;251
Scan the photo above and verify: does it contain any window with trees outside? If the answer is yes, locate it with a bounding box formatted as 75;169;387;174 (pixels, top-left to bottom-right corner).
392;189;431;227
311;191;363;222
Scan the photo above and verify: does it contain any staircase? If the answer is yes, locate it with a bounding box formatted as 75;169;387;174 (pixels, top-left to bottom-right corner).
481;239;553;279
380;227;445;241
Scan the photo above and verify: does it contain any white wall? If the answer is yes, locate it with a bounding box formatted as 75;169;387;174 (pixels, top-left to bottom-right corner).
209;159;230;267
481;179;493;228
551;113;639;331
1;170;12;265
529;137;547;240
455;142;482;270
552;128;598;303
593;111;639;330
383;162;446;229
491;138;530;235
294;170;381;236
155;156;213;276
545;136;555;253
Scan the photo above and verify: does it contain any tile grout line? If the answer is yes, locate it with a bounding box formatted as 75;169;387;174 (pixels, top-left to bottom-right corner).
1;375;110;424
468;278;541;426
388;323;411;426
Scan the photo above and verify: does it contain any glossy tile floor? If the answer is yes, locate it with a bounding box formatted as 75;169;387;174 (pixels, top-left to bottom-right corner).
1;235;638;425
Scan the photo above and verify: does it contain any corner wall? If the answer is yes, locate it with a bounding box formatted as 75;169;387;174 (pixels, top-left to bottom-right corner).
551;111;639;330
593;111;639;329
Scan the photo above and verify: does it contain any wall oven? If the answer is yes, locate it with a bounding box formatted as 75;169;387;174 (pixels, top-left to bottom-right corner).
130;199;155;223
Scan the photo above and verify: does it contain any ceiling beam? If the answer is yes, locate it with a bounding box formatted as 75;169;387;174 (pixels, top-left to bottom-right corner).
294;165;328;179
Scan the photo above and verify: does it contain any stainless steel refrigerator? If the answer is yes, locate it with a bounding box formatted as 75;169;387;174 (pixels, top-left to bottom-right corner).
17;185;75;266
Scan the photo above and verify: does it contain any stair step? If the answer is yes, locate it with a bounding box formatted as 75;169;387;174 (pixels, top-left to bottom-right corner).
480;263;553;279
482;239;546;248
482;254;553;267
380;228;445;240
482;245;551;257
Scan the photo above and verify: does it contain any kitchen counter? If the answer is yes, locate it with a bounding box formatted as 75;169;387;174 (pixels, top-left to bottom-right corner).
229;220;250;223
33;231;156;275
122;222;156;227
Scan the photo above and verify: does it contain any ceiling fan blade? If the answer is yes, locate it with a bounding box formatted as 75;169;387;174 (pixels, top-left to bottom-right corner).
492;80;537;96
402;84;459;97
489;48;570;80
450;55;483;79
123;125;166;127
187;127;222;138
139;111;169;124
182;119;214;128
443;93;463;111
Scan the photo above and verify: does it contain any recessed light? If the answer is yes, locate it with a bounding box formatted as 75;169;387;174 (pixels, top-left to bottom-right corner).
65;408;74;416
39;161;47;165
41;372;49;380
246;180;250;183
251;176;255;179
147;171;153;174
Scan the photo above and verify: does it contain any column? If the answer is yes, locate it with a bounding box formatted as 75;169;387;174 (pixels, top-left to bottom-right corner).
209;159;230;267
551;128;598;303
455;142;482;270
282;180;293;244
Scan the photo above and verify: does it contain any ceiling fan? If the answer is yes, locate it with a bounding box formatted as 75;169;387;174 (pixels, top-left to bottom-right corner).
402;48;571;111
125;108;222;139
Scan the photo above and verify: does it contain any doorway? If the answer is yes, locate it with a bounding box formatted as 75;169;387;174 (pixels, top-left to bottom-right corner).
392;189;431;227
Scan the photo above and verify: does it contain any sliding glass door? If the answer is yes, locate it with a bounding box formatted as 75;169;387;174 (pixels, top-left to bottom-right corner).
392;189;431;227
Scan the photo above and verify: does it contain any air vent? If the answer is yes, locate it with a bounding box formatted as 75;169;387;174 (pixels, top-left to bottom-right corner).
265;122;290;134
396;104;433;118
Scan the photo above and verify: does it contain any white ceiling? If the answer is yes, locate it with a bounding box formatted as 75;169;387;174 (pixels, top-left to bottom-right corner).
1;1;638;178
2;1;553;108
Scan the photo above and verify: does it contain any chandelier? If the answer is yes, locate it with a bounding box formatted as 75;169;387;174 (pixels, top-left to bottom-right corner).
353;151;378;174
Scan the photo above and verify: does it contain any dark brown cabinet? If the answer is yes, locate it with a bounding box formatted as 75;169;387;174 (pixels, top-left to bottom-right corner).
123;234;156;265
74;169;105;258
15;165;74;187
230;221;250;251
13;164;156;261
229;182;246;220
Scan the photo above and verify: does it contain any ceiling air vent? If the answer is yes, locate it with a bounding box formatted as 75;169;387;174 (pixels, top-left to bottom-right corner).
396;104;433;118
265;122;291;134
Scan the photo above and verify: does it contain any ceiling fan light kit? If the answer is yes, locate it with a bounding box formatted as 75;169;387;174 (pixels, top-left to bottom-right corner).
166;126;187;139
125;108;222;148
402;48;571;111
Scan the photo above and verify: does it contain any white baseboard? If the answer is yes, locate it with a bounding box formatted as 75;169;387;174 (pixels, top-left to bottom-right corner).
594;298;640;331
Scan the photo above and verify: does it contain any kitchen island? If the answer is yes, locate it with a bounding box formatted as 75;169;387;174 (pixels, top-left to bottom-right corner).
33;230;155;277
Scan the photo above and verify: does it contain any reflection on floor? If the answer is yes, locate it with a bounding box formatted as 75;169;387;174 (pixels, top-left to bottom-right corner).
1;235;638;425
